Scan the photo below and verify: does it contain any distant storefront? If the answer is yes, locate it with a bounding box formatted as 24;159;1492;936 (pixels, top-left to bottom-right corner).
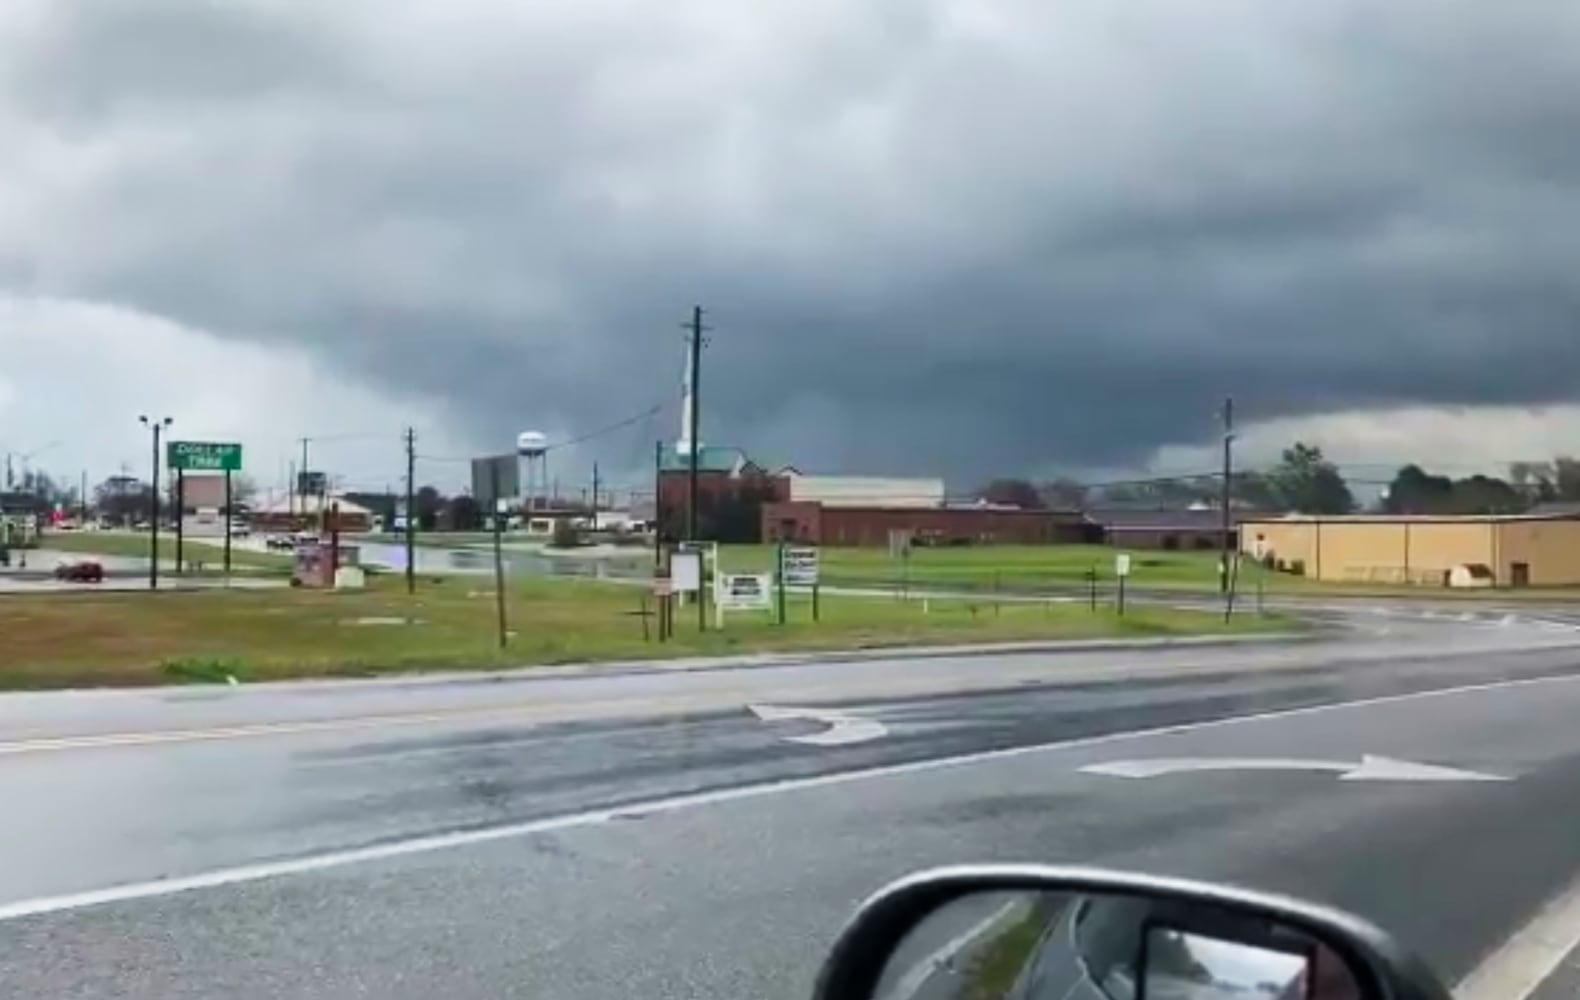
251;496;375;534
1241;512;1580;587
762;502;1097;547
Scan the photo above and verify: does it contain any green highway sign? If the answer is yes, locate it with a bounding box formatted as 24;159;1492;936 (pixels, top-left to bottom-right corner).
168;441;243;472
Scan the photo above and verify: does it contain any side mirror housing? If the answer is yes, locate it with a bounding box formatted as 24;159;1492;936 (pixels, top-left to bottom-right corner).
812;866;1451;1000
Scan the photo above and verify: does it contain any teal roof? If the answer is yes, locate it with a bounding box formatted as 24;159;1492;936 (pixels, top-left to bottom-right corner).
659;445;752;474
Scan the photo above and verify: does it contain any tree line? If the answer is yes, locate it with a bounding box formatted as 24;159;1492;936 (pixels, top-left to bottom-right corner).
979;446;1580;516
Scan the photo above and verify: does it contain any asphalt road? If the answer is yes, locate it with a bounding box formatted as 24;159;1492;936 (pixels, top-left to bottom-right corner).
5;612;1580;998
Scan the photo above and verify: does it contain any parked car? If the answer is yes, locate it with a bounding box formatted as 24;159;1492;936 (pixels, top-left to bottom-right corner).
54;560;105;583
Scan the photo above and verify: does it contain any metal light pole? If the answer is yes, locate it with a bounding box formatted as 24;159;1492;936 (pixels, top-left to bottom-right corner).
139;416;173;590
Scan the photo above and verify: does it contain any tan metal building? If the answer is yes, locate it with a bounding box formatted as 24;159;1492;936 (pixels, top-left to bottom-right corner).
1239;512;1580;587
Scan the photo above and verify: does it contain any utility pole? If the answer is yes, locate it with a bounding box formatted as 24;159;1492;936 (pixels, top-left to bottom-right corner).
1220;396;1234;595
140;415;173;590
298;436;309;516
79;470;88;523
404;427;417;594
685;304;706;542
590;462;600;526
653;439;664;572
174;467;184;574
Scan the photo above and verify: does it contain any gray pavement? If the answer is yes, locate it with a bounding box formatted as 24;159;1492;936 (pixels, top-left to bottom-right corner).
1;615;1580;997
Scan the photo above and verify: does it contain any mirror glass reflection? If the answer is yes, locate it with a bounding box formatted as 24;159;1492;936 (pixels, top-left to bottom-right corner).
872;890;1365;1000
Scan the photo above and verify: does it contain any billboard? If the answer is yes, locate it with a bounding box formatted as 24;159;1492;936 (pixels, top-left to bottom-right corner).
471;454;521;508
297;470;328;495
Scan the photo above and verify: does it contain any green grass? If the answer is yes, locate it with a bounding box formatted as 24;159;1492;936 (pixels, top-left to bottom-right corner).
0;576;1288;689
37;530;292;572
963;901;1070;1000
721;544;1226;590
719;543;1580;600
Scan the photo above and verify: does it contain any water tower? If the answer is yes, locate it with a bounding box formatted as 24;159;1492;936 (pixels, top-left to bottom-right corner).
517;431;549;511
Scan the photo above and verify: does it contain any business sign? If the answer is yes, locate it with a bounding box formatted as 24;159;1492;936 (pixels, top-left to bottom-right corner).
471;454;521;507
782;547;820;586
716;573;772;612
297;470;328;495
1115;553;1132;578
168;441;242;472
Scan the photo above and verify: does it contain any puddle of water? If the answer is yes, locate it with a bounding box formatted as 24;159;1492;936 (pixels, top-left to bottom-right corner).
354;541;645;582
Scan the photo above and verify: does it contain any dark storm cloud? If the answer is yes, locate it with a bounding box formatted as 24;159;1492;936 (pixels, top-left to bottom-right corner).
5;0;1580;481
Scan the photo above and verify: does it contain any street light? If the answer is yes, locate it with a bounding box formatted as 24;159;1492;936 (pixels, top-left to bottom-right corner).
139;416;173;590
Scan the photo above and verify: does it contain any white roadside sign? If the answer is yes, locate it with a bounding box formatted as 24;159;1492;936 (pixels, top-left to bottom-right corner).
1115;553;1132;578
671;552;702;594
782;547;820;586
716;573;772;611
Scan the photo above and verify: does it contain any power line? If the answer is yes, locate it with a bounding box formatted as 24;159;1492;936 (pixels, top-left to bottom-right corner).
411;403;667;466
544;403;666;453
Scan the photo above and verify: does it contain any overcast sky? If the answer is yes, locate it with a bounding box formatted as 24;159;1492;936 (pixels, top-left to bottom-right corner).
3;0;1579;499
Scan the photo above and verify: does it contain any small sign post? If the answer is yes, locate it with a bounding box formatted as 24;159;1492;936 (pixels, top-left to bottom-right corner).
1252;536;1268;614
782;546;820;623
775;543;787;626
677;542;714;632
782;547;820;586
715;573;773;628
671;551;702;596
1115;552;1132;616
653;575;673;641
889;530;913;600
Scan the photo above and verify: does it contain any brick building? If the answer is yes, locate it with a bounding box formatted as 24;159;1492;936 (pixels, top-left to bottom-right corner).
656;445;786;543
656;426;1101;547
1087;506;1244;551
763;501;1094;547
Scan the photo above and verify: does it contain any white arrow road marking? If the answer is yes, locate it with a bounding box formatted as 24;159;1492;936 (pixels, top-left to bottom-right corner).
1080;754;1509;782
748;703;888;746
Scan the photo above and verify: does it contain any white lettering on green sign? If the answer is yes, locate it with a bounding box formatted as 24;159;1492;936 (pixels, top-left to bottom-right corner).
168;441;243;472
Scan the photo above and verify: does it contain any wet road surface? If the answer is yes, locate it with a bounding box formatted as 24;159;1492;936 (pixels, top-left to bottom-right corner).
2;613;1580;997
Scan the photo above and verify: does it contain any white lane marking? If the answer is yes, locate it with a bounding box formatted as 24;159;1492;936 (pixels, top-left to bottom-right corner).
0;671;1576;923
749;703;888;746
1081;755;1509;782
1456;864;1580;1000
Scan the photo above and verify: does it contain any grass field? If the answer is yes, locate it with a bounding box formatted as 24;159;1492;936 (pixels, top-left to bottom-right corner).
720;543;1231;590
0;576;1287;689
716;543;1580;600
36;531;292;572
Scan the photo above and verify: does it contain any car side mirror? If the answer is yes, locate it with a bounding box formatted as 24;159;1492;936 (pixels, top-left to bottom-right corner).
811;866;1451;1000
